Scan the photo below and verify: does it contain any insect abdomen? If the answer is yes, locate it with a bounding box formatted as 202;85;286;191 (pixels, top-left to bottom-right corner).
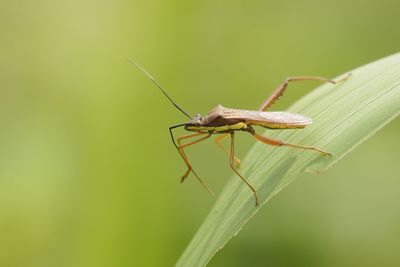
247;120;308;129
186;122;247;132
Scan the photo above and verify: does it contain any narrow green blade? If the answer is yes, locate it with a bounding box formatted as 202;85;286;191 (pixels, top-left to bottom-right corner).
176;53;400;267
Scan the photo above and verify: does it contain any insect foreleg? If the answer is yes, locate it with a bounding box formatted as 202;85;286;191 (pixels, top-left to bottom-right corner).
252;132;331;156
177;132;208;179
177;132;208;145
229;132;259;206
258;74;350;111
177;133;214;196
214;133;241;167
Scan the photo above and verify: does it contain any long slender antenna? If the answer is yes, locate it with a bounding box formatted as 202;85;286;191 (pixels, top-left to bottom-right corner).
128;59;192;119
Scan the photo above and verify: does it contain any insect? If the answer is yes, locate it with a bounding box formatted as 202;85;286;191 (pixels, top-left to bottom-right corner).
131;60;350;206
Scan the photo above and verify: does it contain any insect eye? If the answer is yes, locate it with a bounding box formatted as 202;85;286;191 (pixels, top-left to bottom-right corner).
192;114;202;123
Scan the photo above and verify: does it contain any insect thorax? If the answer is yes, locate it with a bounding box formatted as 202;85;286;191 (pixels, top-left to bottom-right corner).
184;105;248;132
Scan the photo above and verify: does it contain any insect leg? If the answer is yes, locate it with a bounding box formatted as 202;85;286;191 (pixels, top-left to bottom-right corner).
177;133;215;196
229;132;259;206
169;126;215;195
169;125;200;182
177;132;207;182
177;132;209;170
253;132;331;156
258;74;351;111
214;133;241;167
177;132;208;145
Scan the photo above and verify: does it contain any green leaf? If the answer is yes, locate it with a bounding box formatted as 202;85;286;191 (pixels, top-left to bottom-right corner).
175;53;400;267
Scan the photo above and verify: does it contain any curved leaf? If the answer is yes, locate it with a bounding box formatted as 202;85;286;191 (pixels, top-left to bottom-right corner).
176;53;400;267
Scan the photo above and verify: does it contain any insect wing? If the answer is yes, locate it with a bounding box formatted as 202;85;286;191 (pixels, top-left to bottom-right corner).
223;108;312;126
257;111;312;126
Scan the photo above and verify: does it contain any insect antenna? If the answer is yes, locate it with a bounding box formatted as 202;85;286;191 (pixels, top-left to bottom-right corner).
128;59;192;119
169;123;187;149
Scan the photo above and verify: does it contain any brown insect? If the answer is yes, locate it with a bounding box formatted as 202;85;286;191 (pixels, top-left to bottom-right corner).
131;60;350;205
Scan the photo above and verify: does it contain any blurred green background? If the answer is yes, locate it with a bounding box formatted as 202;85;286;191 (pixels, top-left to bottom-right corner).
0;0;399;266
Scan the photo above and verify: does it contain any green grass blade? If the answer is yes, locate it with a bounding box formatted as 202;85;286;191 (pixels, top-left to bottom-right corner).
175;53;400;267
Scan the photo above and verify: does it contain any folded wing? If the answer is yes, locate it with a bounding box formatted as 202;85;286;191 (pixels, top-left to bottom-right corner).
222;108;313;128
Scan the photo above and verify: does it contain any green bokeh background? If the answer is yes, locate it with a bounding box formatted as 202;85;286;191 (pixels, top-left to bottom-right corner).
1;1;399;266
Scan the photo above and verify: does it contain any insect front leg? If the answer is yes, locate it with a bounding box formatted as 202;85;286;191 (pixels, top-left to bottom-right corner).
177;132;215;196
258;74;351;111
177;132;207;181
229;132;259;206
177;132;208;146
252;132;331;156
214;133;241;167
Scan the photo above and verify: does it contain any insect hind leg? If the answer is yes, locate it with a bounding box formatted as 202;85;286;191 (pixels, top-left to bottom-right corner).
252;132;331;156
258;74;351;111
